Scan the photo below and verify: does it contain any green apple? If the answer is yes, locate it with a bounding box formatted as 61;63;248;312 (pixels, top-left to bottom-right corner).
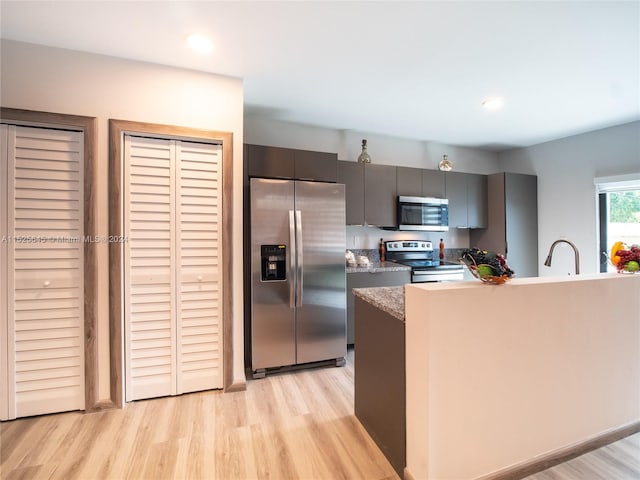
624;260;639;272
476;265;494;277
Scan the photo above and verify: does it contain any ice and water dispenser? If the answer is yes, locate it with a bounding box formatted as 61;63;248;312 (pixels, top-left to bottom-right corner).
260;245;287;281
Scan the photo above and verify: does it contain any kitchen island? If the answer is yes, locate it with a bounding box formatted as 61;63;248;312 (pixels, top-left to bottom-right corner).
353;286;406;477
354;274;640;480
346;263;410;344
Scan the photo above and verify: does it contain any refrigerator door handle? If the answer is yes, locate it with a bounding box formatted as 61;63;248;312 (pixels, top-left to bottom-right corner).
295;210;303;307
289;210;296;308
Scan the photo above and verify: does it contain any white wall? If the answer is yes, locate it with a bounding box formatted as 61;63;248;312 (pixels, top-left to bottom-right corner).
498;121;640;275
0;40;245;399
245;116;501;250
405;274;640;479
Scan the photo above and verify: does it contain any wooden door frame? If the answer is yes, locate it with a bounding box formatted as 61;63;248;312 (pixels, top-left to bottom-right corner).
0;107;104;411
108;119;235;407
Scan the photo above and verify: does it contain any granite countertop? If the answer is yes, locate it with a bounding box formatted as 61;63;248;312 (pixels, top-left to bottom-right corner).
346;261;411;274
352;286;405;321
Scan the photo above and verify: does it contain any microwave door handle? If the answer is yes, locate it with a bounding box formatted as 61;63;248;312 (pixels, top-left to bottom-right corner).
296;210;303;307
289;210;296;308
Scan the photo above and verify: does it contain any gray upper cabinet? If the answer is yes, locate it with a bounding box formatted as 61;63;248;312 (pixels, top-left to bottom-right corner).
422;169;446;198
338;161;365;225
467;173;488;228
247;144;294;179
396;167;423;197
293;149;337;182
444;172;468;228
445;172;488;229
365;164;397;227
246;144;337;182
470;172;538;277
338;162;397;226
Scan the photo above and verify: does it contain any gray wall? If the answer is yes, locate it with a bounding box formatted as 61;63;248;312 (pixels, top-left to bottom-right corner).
498;121;640;275
245;115;501;250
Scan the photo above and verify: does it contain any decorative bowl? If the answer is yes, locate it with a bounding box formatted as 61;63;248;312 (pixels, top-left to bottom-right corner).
609;241;640;273
461;260;512;285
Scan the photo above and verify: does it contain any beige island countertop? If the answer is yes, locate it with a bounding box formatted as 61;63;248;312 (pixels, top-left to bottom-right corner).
404;273;640;480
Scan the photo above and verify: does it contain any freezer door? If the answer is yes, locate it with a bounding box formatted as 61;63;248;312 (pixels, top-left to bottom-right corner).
294;181;347;364
250;178;296;370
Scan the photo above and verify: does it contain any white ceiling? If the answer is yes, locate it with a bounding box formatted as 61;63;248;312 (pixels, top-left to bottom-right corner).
1;1;639;151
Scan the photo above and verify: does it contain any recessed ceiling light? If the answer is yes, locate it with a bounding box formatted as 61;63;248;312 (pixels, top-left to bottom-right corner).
482;97;504;110
187;34;213;54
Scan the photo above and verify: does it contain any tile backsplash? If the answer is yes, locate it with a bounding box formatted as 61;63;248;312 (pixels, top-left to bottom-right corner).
346;225;470;251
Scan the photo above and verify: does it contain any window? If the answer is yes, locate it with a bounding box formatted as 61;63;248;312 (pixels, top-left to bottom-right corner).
596;175;640;272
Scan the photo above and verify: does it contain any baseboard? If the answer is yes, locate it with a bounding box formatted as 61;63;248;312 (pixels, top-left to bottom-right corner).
224;381;247;393
86;399;118;413
477;420;640;480
404;467;416;480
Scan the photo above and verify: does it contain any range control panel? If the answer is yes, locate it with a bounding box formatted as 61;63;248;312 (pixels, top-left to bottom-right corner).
385;241;433;252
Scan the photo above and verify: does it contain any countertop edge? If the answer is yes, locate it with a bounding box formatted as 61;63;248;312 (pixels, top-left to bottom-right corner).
347;262;411;274
352;286;405;321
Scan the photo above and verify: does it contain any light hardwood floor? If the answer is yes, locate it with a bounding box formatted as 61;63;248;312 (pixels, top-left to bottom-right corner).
523;431;640;480
2;347;639;480
1;348;399;480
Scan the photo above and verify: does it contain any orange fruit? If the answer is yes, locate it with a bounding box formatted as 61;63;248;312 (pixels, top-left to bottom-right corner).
610;241;625;265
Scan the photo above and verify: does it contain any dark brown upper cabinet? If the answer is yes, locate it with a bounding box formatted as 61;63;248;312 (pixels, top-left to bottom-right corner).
246;144;337;182
338;161;365;225
422;169;446;198
364;164;397;227
445;172;488;229
467;173;488;228
338;162;397;226
294;149;337;182
396;167;423;197
246;144;294;179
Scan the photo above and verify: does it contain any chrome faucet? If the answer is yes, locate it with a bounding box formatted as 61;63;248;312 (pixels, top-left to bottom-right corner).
544;239;580;275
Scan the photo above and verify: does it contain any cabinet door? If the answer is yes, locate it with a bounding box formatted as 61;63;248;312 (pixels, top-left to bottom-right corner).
445;172;468;228
337;161;364;225
467;173;488;228
294;149;337;182
2;125;85;420
247;144;294;179
505;173;538;277
365;164;397;226
397;167;422;197
422;169;445;198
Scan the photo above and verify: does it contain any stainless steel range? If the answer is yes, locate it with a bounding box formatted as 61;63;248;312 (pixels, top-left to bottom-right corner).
385;240;464;282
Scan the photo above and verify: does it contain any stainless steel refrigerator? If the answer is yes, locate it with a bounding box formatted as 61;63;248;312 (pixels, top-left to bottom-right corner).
250;178;346;377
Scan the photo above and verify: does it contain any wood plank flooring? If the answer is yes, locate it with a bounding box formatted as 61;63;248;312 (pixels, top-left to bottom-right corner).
2;346;639;480
523;431;640;480
1;348;399;480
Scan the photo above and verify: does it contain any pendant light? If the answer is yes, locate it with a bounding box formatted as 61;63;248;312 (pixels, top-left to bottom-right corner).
357;139;372;163
438;154;453;172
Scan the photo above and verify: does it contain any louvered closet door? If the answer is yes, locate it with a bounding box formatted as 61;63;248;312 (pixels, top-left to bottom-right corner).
124;136;176;401
176;142;222;393
0;124;85;420
124;136;222;402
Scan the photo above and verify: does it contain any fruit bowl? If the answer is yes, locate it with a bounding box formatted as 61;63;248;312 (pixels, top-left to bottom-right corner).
610;241;640;273
462;261;512;284
460;248;515;285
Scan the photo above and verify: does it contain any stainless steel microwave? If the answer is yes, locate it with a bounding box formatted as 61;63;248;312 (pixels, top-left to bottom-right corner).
397;196;449;231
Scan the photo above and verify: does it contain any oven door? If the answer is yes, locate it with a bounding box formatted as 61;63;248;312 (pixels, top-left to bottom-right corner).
412;267;464;283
